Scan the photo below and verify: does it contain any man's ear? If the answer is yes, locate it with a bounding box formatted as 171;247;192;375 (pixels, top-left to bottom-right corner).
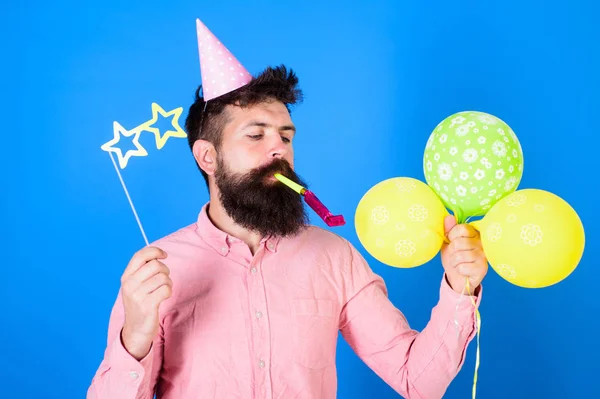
192;139;217;176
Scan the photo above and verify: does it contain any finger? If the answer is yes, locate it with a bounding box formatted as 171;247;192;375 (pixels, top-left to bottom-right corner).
447;224;478;242
148;284;173;306
139;272;173;295
444;215;458;237
449;237;482;252
122;247;168;281
128;260;170;287
450;248;482;267
456;262;481;277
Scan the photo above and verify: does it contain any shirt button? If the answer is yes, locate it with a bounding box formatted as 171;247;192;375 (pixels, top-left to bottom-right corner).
220;246;228;255
267;242;275;251
259;360;265;368
250;267;257;274
255;311;263;319
129;371;139;380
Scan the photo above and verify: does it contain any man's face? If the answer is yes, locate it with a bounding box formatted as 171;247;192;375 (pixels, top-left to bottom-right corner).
213;100;309;237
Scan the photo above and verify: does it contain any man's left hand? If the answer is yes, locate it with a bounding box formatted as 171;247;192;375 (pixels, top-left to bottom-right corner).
440;215;488;295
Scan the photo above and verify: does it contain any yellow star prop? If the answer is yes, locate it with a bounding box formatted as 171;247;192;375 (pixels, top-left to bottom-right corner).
100;121;148;169
140;102;187;150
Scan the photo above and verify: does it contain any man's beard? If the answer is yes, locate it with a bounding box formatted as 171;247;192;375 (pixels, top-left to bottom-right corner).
214;156;309;238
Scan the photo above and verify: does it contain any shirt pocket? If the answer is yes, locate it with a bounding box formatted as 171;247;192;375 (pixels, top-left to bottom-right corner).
291;298;338;369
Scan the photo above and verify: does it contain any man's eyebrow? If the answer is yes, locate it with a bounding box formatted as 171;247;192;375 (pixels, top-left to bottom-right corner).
241;121;296;133
280;125;296;133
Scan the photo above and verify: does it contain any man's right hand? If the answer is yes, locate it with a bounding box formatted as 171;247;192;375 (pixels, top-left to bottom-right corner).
120;246;173;360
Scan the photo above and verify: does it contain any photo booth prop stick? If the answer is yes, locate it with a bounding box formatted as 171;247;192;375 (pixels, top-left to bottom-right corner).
100;17;252;246
274;173;346;227
100;102;187;246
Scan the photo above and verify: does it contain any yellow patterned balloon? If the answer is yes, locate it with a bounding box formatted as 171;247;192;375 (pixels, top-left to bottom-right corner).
355;177;449;268
471;189;585;288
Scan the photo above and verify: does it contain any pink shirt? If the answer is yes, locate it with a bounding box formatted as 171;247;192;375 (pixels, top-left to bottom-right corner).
87;204;481;399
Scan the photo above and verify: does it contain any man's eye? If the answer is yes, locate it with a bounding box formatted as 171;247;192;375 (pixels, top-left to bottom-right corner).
248;134;263;140
281;137;291;143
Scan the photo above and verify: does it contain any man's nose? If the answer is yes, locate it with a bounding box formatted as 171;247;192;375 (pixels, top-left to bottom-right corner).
268;137;287;159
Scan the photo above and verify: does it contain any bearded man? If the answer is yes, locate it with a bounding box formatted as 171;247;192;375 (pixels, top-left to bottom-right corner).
87;19;486;399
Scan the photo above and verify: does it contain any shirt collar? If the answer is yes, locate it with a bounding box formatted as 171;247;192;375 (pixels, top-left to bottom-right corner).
196;202;281;255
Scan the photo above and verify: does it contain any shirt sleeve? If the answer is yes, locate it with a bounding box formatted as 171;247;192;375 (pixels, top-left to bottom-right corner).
339;242;481;399
86;289;164;399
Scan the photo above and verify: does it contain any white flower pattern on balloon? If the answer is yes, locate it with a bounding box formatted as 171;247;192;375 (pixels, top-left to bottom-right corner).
479;115;498;124
504;176;518;191
521;224;543;246
395;240;416;258
439;134;448;143
486;223;502;242
408;204;428;222
452;116;466;125
371;206;389;225
492;140;507;157
462;148;478;163
507;193;527;207
396;180;416;192
456;185;467;197
455;125;469;136
474;169;485;180
496;264;517;280
460;172;469;180
495;169;505;179
478;136;486;144
437;163;453;180
449;147;458;156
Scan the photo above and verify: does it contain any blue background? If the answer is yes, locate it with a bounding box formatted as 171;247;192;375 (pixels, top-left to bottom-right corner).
5;0;599;398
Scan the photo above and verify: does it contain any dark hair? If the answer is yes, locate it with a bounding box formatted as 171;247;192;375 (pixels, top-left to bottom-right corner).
184;64;303;186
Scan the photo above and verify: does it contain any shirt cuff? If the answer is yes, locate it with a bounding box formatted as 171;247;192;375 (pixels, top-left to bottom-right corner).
105;328;155;388
437;273;482;328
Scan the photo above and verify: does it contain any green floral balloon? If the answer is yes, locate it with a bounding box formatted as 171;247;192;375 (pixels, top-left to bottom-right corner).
423;111;524;222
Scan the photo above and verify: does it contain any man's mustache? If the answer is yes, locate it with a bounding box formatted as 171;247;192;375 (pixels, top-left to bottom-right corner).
252;159;296;180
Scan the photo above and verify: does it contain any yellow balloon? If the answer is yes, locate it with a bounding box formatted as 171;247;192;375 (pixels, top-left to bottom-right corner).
471;189;585;288
355;177;449;268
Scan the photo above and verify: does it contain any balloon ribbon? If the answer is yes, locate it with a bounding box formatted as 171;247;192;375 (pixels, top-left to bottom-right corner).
466;278;481;399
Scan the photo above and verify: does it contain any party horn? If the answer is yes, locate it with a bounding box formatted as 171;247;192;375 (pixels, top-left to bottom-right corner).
274;173;345;227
